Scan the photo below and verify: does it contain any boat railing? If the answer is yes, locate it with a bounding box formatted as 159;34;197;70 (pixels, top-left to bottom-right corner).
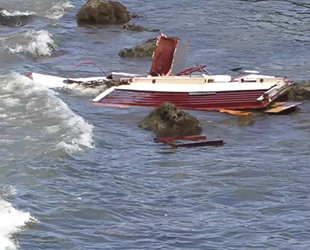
124;74;234;85
238;76;285;84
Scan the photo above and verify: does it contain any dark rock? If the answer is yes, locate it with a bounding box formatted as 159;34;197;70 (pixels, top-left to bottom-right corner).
76;0;130;26
138;102;203;137
0;8;36;27
287;81;310;101
123;23;159;32
118;37;157;58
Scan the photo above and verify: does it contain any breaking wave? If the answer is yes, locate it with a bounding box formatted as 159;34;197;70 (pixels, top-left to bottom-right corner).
0;1;73;20
45;1;74;20
7;30;57;57
0;72;95;156
0;186;36;250
0;10;36;17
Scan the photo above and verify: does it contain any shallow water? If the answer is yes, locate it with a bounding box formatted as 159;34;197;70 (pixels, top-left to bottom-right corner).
1;0;310;249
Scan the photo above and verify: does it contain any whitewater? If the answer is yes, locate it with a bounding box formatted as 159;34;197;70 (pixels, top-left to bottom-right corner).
1;0;310;249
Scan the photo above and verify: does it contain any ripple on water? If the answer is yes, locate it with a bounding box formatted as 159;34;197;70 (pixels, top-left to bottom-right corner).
1;0;310;249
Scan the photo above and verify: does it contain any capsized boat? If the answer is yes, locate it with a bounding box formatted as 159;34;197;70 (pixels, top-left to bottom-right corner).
90;34;302;113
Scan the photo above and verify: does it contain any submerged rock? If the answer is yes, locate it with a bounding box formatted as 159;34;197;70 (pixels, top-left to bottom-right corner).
138;102;202;137
129;12;146;20
0;8;36;27
123;23;159;32
236;114;257;126
220;113;258;126
118;37;157;58
288;81;310;101
76;0;130;26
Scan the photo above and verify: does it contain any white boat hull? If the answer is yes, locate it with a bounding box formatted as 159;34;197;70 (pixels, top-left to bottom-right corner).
25;72;142;95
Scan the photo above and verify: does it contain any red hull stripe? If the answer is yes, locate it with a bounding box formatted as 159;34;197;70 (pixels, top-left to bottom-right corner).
94;89;269;110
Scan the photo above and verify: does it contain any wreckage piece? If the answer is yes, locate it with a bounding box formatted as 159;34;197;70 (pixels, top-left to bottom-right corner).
264;101;303;114
25;71;138;96
149;34;189;76
24;33;303;114
154;135;225;148
25;72;111;95
219;101;303;115
90;73;300;112
91;34;302;113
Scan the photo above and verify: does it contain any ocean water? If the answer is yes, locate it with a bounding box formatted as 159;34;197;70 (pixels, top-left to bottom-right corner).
1;0;310;249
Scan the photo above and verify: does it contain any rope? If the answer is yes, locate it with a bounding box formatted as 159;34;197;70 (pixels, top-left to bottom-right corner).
66;61;108;89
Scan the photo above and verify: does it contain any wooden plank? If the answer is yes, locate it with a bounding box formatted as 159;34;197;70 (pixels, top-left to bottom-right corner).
177;140;225;147
219;109;252;116
154;137;225;148
154;135;207;143
264;102;303;114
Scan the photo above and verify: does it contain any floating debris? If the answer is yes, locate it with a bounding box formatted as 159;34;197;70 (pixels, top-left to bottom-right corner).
154;135;225;148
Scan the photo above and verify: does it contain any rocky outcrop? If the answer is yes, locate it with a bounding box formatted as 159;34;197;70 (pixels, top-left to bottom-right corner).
0;8;36;27
76;0;130;26
288;81;310;101
138;102;203;137
118;37;157;58
123;23;159;32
